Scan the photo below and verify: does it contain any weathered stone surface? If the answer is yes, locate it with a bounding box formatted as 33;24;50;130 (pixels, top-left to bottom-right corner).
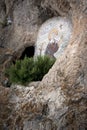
0;0;65;82
0;0;87;130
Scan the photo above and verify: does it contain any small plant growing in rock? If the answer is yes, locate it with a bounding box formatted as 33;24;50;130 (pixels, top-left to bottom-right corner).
5;56;55;85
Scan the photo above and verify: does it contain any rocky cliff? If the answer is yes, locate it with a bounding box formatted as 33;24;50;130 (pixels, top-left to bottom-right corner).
0;0;87;130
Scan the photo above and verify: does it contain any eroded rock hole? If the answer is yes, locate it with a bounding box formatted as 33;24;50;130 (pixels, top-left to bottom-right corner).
20;46;35;59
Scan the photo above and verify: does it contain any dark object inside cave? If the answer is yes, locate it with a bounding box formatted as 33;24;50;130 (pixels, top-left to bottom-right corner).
20;46;35;59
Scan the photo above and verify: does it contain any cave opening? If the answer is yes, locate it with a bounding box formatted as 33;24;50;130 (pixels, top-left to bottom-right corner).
20;46;35;59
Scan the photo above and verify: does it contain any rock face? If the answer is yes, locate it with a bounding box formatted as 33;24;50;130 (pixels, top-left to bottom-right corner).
0;0;87;130
0;0;64;82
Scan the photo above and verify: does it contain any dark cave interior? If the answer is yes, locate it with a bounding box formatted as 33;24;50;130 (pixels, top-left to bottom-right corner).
20;46;35;59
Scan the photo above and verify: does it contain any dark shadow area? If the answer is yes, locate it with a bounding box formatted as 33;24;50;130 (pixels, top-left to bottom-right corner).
38;7;58;24
20;46;35;59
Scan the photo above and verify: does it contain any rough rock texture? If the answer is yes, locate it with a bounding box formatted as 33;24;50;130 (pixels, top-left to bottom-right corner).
0;0;63;82
0;0;87;130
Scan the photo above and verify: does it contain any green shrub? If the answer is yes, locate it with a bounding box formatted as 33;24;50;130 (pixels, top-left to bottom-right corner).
5;56;55;85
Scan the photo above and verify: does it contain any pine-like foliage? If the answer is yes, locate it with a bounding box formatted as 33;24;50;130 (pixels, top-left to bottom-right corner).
5;56;55;85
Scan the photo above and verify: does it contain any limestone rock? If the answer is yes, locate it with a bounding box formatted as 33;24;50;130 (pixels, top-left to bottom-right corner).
0;0;67;82
0;0;87;130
